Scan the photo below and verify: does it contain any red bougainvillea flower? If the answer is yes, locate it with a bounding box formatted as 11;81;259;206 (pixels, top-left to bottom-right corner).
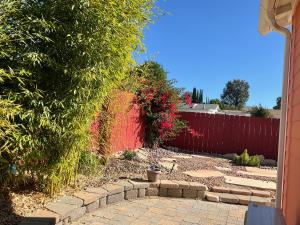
184;92;192;107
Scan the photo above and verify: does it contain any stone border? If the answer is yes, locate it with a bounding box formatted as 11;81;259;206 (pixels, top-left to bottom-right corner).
20;179;274;225
20;180;208;225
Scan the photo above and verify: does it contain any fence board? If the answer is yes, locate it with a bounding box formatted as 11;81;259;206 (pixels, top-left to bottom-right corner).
166;112;280;160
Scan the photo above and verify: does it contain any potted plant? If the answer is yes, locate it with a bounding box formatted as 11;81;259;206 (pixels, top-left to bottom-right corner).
147;164;161;182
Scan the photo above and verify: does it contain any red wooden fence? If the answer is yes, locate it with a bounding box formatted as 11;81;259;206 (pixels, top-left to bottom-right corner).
166;112;280;160
90;91;145;154
109;103;145;153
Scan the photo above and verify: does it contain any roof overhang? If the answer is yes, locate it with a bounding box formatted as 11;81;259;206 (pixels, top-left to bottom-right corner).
259;0;297;35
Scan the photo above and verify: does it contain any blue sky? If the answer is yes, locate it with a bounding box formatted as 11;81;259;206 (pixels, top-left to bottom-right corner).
136;0;285;108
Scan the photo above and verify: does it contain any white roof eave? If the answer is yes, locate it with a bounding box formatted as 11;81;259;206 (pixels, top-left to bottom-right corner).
259;0;295;35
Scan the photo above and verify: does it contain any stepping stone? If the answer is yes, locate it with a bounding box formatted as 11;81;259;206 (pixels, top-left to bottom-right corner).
172;155;193;159
161;157;176;162
224;176;276;190
240;167;277;178
183;170;224;178
205;192;220;202
159;161;178;171
215;166;232;172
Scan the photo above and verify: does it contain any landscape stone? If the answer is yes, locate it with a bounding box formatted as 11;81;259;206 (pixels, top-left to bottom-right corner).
129;180;150;189
189;182;208;191
158;188;168;197
230;188;252;196
73;191;100;205
261;159;277;167
68;207;86;222
172;155;193;159
138;188;146;198
237;167;277;178
86;200;100;213
29;209;61;223
182;189;197;199
85;187;108;198
114;179;134;191
212;186;230;193
219;193;239;204
183;170;224;178
161;157;176;162
197;191;206;199
215;166;232;172
223;153;238;160
99;197;107;207
237;195;251;205
149;181;160;188
224;176;276;190
158;161;178;171
167;188;182;198
160;180;179;189
125;189;138;200
205;192;219;202
101;183;124;195
250;196;271;206
173;180;190;189
56;196;83;207
45;202;79;219
107;192;124;204
146;188;159;196
251;189;271;197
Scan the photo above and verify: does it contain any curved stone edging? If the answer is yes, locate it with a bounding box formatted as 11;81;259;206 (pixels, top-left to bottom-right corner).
21;179;208;225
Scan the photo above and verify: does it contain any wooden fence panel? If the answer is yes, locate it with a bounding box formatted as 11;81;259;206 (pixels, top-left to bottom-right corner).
166;112;280;160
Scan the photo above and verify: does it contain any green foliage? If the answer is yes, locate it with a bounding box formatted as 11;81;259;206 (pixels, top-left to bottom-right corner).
122;150;137;160
221;79;250;110
234;149;262;167
209;98;221;105
0;0;154;194
273;97;281;110
250;105;272;118
136;61;186;148
78;150;102;176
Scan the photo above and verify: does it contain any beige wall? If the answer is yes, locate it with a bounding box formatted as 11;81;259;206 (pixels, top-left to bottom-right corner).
282;2;300;224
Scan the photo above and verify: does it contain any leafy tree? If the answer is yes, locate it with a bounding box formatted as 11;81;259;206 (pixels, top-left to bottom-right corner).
210;99;221;105
221;79;250;109
273;97;281;110
250;105;272;118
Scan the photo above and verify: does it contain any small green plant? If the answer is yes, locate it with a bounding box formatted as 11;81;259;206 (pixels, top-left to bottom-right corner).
78;151;102;176
233;149;262;167
123;150;137;160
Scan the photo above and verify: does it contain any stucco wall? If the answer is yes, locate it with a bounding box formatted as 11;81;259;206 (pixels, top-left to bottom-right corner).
282;3;300;225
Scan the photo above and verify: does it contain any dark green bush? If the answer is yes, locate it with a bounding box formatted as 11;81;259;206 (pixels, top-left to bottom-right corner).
123;150;137;160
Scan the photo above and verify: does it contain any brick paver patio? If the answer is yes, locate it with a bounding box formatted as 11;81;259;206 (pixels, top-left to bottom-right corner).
71;197;247;225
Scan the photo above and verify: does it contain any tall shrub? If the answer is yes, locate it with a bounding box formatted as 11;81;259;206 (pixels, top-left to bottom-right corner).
0;0;154;193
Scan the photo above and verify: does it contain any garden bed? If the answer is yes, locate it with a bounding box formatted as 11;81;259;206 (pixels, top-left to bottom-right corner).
1;147;277;225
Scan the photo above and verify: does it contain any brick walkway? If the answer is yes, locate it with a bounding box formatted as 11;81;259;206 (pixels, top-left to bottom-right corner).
71;197;247;225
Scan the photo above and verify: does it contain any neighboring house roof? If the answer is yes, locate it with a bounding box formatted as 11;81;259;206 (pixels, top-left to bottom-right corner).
259;0;296;35
218;110;251;117
178;103;220;114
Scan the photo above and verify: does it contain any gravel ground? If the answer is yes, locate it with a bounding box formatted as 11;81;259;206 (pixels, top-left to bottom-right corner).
1;147;277;225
